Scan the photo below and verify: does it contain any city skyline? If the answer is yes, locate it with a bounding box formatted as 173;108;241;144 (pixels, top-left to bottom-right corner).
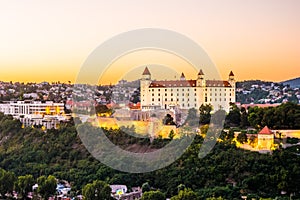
0;0;299;84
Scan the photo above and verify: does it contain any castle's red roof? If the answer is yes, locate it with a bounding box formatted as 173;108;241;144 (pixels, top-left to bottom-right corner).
142;67;151;75
148;80;232;88
259;126;273;134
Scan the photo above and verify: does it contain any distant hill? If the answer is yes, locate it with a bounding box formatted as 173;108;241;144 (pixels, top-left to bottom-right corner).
281;77;300;88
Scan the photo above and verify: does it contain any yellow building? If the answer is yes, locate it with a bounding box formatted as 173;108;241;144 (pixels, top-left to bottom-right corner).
257;126;274;150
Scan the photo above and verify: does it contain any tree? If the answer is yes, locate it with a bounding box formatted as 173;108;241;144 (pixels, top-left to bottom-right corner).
163;114;176;125
37;175;57;200
199;104;212;125
141;182;151;193
0;168;16;198
82;180;112;200
237;132;248;144
185;108;199;126
171;188;198;200
15;174;35;199
240;107;249;128
141;190;165;200
226;103;241;127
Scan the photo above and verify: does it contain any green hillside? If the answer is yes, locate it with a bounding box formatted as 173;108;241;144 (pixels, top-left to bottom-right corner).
0;112;300;199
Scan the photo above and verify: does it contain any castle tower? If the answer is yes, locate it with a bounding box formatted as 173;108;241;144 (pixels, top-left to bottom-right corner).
228;71;235;87
196;69;205;87
140;67;152;108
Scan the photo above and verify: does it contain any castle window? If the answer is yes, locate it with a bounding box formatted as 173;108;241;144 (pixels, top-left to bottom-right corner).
152;89;154;91
182;98;184;101
205;97;207;102
165;93;167;96
187;89;189;91
194;89;197;91
220;93;221;96
177;93;179;96
210;98;212;101
224;89;226;91
195;104;197;107
177;98;179;101
152;93;154;96
220;98;221;101
158;93;160;96
215;89;217;91
230;93;231;96
152;98;154;101
230;98;232;101
195;98;196;101
194;93;196;96
188;103;190;107
165;98;167;101
158;89;160;91
215;98;217;101
177;89;179;91
205;89;207;91
187;98;189;101
220;89;221;91
171;98;173;101
158;98;160;101
182;89;184;91
182;104;185;107
171;93;173;96
165;89;167;91
224;98;226;101
171;89;173;91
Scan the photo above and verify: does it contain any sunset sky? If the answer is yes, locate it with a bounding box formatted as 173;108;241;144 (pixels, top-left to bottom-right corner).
0;0;299;84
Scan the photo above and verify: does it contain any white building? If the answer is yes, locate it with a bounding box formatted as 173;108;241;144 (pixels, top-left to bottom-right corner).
0;101;66;129
0;101;64;116
140;67;236;112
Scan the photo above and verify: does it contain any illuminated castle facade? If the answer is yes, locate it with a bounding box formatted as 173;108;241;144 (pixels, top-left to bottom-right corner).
140;67;236;112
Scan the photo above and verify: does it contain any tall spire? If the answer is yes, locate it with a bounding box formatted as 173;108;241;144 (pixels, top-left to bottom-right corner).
142;67;151;75
198;69;204;75
180;72;186;80
229;71;234;76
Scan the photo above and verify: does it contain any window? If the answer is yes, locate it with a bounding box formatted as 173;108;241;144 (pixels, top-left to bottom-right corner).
171;93;173;96
158;93;160;96
230;93;231;96
171;98;173;101
165;93;167;96
205;97;207;102
177;89;179;91
188;103;190;107
177;98;179;101
158;89;160;91
220;93;221;96
152;93;154;96
187;98;189;101
152;98;154;101
187;89;190;91
194;89;197;91
194;93;196;96
182;104;185;107
194;98;196;101
182;98;184;101
230;98;232;102
215;98;217;101
177;93;179;96
224;98;226;101
165;98;167;101
152;89;154;91
195;104;197;107
158;98;160;101
171;89;173;91
182;89;184;91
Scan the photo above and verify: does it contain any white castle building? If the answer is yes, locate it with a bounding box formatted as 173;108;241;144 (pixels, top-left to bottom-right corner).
140;67;236;112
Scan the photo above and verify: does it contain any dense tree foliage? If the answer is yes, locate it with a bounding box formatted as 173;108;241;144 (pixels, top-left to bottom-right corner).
82;180;112;200
0;111;300;199
141;190;165;200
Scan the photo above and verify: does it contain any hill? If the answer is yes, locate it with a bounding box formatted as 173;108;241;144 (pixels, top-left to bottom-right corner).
281;77;300;88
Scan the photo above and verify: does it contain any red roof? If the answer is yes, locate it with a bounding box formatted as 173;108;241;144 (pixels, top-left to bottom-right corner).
148;79;232;88
149;80;196;88
259;126;273;134
142;67;151;75
206;80;232;87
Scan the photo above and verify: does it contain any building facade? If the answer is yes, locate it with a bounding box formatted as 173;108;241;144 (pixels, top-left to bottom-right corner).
0;101;64;116
140;67;236;112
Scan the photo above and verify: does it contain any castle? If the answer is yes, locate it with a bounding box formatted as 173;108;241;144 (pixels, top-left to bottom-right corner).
140;67;236;112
